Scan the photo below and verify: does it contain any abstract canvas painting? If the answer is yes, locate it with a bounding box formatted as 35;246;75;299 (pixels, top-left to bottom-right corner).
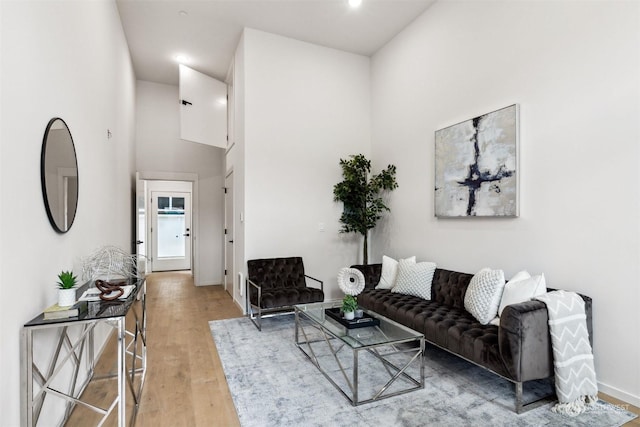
435;104;519;217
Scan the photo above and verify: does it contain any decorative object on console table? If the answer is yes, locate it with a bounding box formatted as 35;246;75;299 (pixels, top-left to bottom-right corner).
82;245;139;282
79;282;135;302
333;154;398;264
56;270;78;307
43;300;88;320
435;104;519;217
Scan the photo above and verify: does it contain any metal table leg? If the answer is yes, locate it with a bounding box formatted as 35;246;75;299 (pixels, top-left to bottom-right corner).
118;317;126;426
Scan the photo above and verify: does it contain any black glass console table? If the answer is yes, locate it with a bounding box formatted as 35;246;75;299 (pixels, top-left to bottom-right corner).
21;277;147;426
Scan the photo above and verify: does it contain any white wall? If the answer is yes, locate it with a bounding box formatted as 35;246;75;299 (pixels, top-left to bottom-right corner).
0;0;136;424
231;28;371;306
370;0;640;405
136;80;225;285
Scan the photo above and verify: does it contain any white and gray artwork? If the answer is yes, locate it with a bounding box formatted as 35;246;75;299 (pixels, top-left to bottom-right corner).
435;104;518;217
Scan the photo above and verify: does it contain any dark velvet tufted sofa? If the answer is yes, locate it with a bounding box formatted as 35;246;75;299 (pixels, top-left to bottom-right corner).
247;257;324;330
351;263;593;413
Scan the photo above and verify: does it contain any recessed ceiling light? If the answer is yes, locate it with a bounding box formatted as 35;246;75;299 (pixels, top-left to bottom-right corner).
175;54;190;64
348;0;362;8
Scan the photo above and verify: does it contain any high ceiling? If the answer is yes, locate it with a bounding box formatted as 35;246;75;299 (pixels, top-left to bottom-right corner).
115;0;435;85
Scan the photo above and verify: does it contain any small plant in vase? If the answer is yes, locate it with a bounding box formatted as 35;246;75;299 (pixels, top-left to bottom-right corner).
57;270;78;307
341;295;358;320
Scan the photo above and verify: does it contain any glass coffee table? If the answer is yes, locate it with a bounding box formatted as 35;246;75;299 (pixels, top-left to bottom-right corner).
294;300;424;406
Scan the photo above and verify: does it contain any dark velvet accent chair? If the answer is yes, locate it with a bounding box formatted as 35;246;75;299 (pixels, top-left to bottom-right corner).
246;257;324;331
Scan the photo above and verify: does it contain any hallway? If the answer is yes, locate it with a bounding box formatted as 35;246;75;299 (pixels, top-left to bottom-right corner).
66;272;242;426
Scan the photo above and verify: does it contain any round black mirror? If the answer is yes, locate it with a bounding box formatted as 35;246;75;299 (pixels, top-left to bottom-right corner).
41;118;78;233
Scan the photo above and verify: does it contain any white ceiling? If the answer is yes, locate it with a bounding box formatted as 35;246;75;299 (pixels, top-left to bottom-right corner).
115;0;436;85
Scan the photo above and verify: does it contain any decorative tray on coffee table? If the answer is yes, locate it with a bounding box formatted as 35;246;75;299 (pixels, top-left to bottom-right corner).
325;307;380;329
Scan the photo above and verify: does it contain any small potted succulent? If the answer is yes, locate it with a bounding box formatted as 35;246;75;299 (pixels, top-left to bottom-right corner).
57;270;78;307
341;295;358;320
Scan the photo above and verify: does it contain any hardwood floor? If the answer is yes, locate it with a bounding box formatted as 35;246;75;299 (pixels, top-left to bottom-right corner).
66;272;242;427
66;272;639;426
605;394;640;426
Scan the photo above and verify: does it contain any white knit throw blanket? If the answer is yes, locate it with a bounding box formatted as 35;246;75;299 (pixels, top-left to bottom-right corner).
535;290;598;416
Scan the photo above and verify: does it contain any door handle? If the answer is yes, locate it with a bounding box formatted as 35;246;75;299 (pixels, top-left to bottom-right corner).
183;233;190;237
136;240;144;245
229;240;234;243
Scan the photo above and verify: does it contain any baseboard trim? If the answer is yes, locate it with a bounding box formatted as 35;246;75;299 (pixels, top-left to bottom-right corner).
195;281;222;287
599;381;640;408
234;298;245;315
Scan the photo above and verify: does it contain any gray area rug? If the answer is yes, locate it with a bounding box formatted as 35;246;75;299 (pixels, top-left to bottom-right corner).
210;315;636;427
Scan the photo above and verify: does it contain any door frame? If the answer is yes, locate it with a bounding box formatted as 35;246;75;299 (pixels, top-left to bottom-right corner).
138;172;199;281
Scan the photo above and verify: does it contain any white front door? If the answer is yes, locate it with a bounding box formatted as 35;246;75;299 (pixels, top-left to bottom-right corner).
151;191;192;271
224;172;234;298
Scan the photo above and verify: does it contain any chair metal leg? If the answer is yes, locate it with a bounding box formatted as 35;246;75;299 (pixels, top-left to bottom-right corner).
247;299;262;331
246;279;262;331
248;306;262;331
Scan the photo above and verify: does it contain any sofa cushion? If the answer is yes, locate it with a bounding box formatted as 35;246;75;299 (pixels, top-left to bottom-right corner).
258;288;324;309
431;269;474;310
464;268;505;325
391;259;436;300
376;255;416;289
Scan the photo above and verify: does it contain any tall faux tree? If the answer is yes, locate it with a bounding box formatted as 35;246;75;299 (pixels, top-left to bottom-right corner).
333;154;398;264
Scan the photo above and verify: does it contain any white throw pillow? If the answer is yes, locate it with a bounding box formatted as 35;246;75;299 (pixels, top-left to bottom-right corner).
497;273;547;316
464;268;506;325
508;270;531;284
390;259;437;300
376;255;416;289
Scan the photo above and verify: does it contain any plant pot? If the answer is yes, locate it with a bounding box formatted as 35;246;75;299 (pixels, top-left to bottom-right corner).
355;309;364;318
58;288;76;307
344;311;355;320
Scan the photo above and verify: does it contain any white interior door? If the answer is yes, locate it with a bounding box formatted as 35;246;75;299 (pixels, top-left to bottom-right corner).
224;172;234;298
151;191;192;271
135;173;148;275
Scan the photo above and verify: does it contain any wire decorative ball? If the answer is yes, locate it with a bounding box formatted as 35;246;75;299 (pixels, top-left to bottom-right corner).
337;267;365;296
82;246;139;281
